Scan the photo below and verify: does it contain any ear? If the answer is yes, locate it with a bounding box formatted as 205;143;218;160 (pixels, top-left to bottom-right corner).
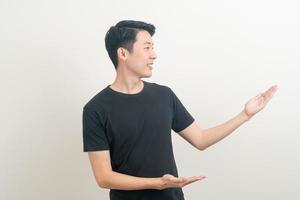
117;47;128;62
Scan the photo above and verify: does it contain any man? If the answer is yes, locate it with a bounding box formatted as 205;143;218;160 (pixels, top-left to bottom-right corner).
82;20;278;200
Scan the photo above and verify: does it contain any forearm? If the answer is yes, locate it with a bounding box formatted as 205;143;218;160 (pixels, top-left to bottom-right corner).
100;170;162;190
202;110;250;149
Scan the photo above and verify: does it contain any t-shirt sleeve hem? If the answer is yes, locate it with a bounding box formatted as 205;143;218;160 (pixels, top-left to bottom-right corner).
174;117;195;133
83;145;110;152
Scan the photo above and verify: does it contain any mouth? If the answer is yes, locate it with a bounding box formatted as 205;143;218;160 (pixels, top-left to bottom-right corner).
147;63;153;69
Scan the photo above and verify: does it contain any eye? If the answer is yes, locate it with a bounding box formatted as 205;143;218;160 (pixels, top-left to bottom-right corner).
144;46;154;50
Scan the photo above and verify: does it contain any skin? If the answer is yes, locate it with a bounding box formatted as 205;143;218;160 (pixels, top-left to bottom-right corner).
88;30;278;191
109;30;156;94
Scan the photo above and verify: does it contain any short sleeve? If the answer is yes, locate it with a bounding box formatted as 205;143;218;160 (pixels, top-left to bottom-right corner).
82;106;109;152
169;88;195;133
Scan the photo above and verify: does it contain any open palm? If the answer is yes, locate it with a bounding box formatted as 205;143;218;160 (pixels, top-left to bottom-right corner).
244;85;278;118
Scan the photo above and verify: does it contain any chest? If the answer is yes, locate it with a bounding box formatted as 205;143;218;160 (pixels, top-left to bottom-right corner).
105;96;173;144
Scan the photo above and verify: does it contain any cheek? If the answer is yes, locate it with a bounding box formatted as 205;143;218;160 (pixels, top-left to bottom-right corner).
126;52;148;69
127;58;144;71
131;54;147;65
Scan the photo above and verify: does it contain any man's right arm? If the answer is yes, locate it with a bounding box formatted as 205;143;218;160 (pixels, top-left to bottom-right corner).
87;151;205;191
88;150;162;190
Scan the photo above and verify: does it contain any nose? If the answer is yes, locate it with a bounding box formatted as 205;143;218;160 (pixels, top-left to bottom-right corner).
151;49;157;60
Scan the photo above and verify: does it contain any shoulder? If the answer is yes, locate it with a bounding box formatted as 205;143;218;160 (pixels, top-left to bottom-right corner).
83;86;110;112
144;80;172;94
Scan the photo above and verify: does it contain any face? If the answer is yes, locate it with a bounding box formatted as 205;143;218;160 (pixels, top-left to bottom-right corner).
121;30;157;78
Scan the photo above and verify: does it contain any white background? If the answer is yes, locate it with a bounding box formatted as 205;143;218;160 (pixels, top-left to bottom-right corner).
1;0;299;199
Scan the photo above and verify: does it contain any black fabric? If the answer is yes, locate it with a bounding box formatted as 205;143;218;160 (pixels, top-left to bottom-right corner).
82;80;195;200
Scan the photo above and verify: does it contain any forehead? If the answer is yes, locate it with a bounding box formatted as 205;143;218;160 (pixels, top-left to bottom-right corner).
135;30;154;45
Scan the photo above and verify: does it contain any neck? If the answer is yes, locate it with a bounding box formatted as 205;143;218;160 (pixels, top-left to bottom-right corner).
110;69;144;94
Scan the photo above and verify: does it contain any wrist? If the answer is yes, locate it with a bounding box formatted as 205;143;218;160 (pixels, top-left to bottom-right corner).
149;177;163;190
241;110;252;121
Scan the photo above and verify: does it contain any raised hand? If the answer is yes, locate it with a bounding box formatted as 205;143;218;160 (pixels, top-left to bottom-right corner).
244;85;278;118
157;174;206;190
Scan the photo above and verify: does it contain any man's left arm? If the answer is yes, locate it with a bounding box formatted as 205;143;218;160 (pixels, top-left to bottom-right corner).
179;85;278;150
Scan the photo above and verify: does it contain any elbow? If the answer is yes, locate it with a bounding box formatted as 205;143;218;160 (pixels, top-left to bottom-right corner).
97;179;110;189
198;130;208;151
96;171;112;189
197;143;207;151
97;179;107;188
96;175;111;189
198;146;206;151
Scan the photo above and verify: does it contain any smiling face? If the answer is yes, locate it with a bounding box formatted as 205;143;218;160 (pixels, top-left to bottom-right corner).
121;30;157;78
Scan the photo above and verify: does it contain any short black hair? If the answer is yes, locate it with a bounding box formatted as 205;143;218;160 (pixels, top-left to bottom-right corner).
104;20;156;69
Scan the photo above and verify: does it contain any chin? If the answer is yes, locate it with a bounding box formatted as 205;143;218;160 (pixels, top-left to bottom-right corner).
145;71;153;78
141;74;152;78
138;70;152;78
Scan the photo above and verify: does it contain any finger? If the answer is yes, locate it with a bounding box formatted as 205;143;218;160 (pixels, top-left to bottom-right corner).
270;85;278;92
258;85;277;104
178;175;205;183
254;93;262;99
269;85;278;97
172;177;185;183
263;87;277;103
266;85;278;97
190;176;206;180
174;176;203;187
182;177;206;187
186;176;206;183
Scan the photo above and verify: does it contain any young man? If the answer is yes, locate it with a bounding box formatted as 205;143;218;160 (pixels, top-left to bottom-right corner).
82;20;278;200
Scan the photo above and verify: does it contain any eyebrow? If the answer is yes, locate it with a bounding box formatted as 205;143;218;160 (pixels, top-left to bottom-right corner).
143;42;154;45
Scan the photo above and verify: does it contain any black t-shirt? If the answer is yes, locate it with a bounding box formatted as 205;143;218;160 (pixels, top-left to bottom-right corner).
82;80;195;200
